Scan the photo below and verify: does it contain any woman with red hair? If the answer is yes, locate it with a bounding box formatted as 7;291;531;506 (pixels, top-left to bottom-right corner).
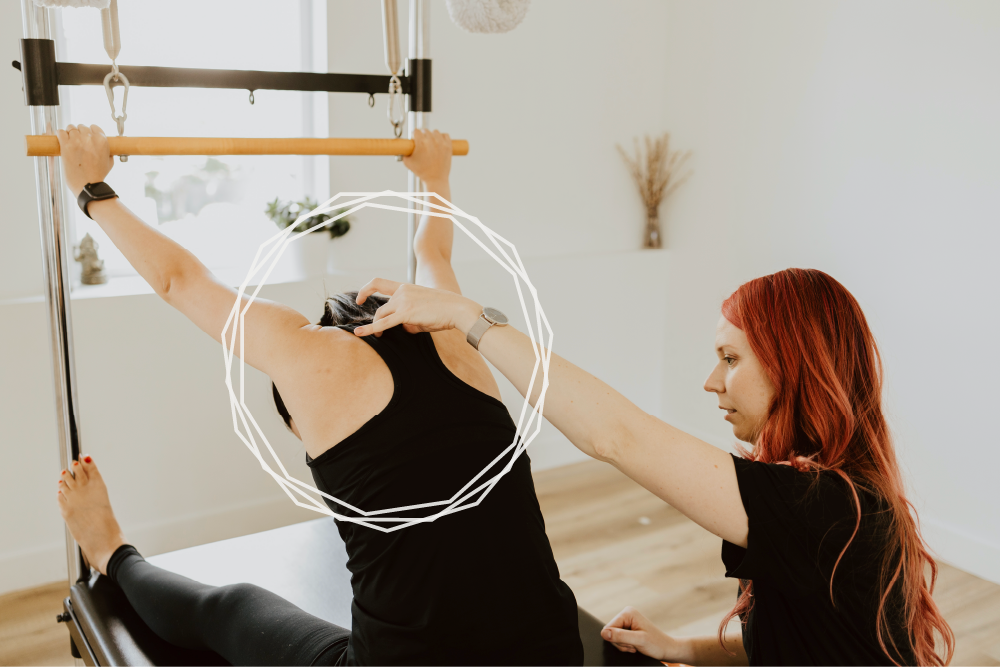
354;268;954;666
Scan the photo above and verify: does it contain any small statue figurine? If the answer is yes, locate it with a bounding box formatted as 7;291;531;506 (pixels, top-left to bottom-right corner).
74;233;108;285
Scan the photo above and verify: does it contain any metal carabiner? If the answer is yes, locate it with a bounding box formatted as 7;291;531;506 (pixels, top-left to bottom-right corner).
387;75;405;138
103;69;130;161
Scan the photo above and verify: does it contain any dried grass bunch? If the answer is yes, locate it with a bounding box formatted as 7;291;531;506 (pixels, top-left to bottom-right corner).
617;133;692;248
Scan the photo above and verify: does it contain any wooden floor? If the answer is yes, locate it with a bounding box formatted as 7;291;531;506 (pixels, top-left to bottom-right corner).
2;459;998;666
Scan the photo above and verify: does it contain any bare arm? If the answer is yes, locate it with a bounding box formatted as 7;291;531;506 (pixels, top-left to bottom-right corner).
406;129;460;294
600;606;747;666
58;124;311;377
401;129;501;399
352;280;748;546
685;635;749;666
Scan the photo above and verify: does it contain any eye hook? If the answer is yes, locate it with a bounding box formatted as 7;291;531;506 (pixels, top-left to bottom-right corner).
387;76;404;138
249;90;255;105
368;93;376;108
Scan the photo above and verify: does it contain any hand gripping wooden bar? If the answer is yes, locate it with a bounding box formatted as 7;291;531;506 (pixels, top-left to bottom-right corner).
25;135;469;157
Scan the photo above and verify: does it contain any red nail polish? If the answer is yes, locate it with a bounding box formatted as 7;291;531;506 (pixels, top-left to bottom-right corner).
84;456;92;463
61;470;66;475
73;461;79;466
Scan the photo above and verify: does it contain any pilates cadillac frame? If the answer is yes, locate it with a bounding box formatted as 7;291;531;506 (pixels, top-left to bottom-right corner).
17;0;432;614
15;6;665;666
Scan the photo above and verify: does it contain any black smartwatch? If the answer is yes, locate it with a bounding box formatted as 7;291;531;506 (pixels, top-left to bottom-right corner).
77;182;118;219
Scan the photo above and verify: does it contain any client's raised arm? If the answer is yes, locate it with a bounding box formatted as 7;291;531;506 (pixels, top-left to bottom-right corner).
405;129;460;294
57;124;311;378
352;279;749;547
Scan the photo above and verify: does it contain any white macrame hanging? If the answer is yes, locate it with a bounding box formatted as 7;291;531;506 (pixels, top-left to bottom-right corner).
446;0;530;34
33;0;110;8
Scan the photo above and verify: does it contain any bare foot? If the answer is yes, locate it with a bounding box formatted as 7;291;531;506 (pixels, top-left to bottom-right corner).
57;456;127;576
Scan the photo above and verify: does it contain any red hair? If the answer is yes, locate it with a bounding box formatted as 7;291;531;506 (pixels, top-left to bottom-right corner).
717;268;953;666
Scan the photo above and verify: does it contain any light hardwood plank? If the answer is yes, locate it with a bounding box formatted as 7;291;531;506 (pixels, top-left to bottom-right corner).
0;581;73;666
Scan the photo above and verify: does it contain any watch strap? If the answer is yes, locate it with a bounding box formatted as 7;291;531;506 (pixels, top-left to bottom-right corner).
466;314;493;350
77;182;118;220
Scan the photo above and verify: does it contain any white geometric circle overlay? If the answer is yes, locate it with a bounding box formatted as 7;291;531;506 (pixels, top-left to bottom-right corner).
221;192;553;532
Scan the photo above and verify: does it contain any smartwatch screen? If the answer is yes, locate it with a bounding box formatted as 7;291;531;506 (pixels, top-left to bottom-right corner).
87;182;116;198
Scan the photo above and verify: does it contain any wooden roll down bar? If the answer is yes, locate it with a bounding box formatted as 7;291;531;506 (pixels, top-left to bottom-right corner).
24;135;469;157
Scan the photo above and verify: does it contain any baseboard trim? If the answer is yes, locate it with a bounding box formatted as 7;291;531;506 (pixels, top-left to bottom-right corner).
920;515;1000;585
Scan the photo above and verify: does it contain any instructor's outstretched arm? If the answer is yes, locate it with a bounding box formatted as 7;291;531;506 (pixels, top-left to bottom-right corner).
352;279;748;547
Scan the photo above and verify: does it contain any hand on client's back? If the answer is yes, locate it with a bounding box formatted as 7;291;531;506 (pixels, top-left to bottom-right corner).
353;278;480;337
56;124;114;197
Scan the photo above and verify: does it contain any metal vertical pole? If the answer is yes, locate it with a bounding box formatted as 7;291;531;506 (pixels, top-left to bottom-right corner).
299;0;315;199
21;0;88;586
406;0;429;284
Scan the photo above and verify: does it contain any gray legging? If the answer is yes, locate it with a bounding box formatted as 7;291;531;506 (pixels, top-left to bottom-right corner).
107;544;350;666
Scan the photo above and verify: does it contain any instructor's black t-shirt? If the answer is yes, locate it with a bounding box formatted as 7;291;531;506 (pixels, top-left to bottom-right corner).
722;455;915;666
307;327;582;666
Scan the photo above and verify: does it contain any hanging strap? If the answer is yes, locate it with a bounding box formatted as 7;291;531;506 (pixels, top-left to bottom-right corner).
100;0;129;159
381;0;405;138
100;0;120;64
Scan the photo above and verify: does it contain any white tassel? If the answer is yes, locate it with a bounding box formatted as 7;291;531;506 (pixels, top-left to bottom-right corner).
446;0;530;34
33;0;110;8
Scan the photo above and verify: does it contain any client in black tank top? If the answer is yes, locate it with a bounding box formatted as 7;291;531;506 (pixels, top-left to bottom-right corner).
90;314;583;667
56;131;584;666
307;324;583;665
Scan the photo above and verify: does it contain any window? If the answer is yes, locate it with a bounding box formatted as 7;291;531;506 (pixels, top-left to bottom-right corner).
57;0;328;288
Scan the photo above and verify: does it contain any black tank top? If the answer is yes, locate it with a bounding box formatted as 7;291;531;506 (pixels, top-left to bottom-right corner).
306;326;583;666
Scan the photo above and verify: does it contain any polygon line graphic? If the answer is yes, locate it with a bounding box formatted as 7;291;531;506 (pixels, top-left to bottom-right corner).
222;192;553;532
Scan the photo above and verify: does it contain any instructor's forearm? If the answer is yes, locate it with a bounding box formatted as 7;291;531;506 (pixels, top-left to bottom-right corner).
683;634;748;666
473;322;647;462
86;198;204;297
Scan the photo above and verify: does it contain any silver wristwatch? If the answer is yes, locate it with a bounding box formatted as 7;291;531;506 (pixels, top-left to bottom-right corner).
466;307;509;350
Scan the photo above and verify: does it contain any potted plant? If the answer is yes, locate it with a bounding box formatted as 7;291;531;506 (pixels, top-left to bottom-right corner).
264;196;352;276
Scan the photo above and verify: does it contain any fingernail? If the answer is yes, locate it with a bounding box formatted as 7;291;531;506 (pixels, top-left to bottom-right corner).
84;456;92;463
73;461;79;466
61;470;66;475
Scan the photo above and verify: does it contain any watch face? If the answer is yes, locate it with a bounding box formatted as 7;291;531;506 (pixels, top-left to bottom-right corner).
483;307;508;325
87;182;115;198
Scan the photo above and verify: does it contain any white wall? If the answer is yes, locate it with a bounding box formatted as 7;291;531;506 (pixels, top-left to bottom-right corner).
329;0;1000;582
322;0;671;267
653;1;1000;583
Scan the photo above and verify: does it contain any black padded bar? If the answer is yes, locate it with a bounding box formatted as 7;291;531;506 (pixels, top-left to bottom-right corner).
68;573;229;666
12;58;409;96
61;598;99;666
407;58;431;112
57;62;409;96
18;39;59;105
